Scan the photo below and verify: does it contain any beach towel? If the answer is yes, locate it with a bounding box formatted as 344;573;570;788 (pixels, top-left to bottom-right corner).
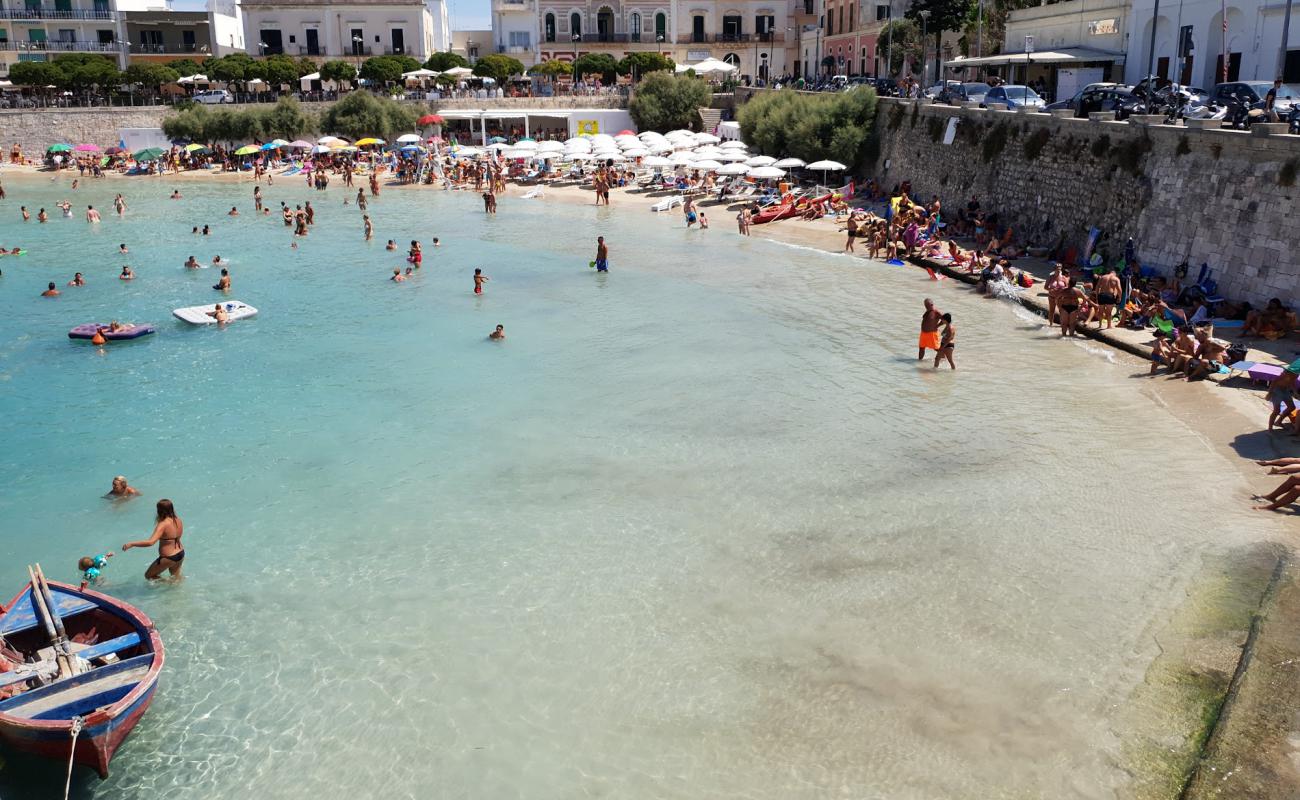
886;258;906;267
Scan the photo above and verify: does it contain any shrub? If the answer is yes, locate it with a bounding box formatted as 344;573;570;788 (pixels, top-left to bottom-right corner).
981;122;1009;162
572;53;619;82
737;86;878;169
319;91;418;139
629;72;712;132
424;52;469;71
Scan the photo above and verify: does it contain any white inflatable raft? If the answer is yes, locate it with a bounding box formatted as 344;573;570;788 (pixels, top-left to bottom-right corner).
173;301;258;325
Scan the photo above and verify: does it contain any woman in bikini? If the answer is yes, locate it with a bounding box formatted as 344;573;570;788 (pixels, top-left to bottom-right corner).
122;499;185;581
1044;264;1069;328
1057;277;1086;338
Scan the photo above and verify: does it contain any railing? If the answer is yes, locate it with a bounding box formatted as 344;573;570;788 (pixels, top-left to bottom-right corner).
579;33;629;43
689;32;784;44
129;42;201;54
296;45;322;56
0;39;118;51
0;7;113;19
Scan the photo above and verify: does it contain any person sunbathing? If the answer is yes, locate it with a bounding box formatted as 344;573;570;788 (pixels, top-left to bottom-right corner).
1185;331;1229;381
1253;475;1300;511
1242;298;1296;339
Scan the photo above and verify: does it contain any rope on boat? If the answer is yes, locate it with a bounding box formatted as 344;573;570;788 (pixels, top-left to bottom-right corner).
63;715;83;800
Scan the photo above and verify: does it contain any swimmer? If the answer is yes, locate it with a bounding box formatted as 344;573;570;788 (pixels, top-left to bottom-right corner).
77;551;114;590
201;225;210;235
213;268;231;291
228;206;239;216
363;215;373;241
489;324;506;340
261;207;271;216
121;498;185;581
386;240;397;251
113;194;126;215
170;190;181;200
118;243;128;254
41;281;60;297
594;236;609;272
432;238;440;247
473;268;488;295
404;267;413;276
68;272;85;287
408;240;422;267
86;205;100;222
207;304;228;323
71;179;78;190
391;268;406;282
184;256;200;269
37;208;47;223
20;206;30;221
192;226;199;234
119;265;134;281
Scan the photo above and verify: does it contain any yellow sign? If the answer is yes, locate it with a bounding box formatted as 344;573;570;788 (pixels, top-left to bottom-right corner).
576;119;600;135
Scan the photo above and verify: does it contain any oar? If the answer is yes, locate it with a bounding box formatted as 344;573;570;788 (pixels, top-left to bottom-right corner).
34;565;71;645
26;565;72;679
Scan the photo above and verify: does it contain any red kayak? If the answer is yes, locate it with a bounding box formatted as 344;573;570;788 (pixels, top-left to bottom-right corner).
752;202;797;225
0;567;163;778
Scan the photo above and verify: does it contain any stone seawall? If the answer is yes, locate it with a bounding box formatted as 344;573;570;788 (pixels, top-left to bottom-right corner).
871;98;1300;307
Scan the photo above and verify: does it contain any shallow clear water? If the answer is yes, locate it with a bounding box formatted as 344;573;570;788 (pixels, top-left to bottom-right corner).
0;173;1284;799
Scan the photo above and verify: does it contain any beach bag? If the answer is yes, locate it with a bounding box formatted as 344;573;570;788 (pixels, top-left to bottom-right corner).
1225;344;1248;365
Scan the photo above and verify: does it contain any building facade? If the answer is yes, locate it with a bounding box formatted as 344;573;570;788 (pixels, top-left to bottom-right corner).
492;0;538;66
207;0;245;56
451;27;491;61
522;0;797;82
820;0;907;78
0;0;122;75
122;10;217;63
1123;0;1299;86
237;0;438;60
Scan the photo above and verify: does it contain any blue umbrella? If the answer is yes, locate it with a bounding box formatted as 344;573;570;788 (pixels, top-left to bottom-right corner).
260;142;280;151
489;136;507;143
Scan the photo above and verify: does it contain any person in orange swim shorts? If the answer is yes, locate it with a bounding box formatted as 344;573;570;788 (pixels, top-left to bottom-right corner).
918;298;943;360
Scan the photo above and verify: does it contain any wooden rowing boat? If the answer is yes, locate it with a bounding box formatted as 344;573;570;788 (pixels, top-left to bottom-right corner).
0;566;163;778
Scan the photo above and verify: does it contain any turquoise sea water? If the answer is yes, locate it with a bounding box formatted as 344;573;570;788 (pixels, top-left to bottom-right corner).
0;172;1287;799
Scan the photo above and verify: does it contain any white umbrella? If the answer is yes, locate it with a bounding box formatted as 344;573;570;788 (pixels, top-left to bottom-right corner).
805;159;847;186
310;145;331;154
669;152;695;165
453;147;482;157
442;66;473;77
177;74;209;84
642;155;673;167
512;140;539;150
601;152;627;162
568;152;593;161
719;140;748;150
536;141;564;151
647;142;673;154
692;148;724;159
691;159;723;170
665;129;694;138
318;136;345;145
747;166;786;179
622;147;649;158
746;155;776;167
694;133;721;144
717;163;751;175
486;142;512;151
402;68;440;79
773;157;807;168
396;133;422;144
564;138;592;148
717;151;749;162
691;58;738;75
503;149;535;158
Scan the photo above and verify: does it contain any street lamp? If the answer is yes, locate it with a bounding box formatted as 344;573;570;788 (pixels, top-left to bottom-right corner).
918;9;929;85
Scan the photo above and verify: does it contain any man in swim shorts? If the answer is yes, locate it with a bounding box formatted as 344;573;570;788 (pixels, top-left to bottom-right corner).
1094;269;1121;329
918;298;943;359
474;268;488;295
594;236;608;272
213;268;231;291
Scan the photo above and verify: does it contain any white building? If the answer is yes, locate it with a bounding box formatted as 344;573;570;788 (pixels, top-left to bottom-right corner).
237;0;439;60
512;0;797;81
427;0;450;52
208;0;245;55
1124;0;1299;86
451;27;491;61
0;0;125;75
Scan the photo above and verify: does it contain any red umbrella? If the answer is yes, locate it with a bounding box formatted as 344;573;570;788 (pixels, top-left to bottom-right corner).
105;147;125;155
418;114;444;126
617;129;635;135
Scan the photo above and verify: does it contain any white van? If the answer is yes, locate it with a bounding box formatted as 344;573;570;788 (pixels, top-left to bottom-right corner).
193;89;234;105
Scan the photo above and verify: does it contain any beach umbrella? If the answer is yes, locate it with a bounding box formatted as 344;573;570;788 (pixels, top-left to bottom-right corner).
691;159;723;170
617;129;635;135
48;143;72;152
452;147;482;157
694;133;721;144
719;140;748;149
717;163;751;175
666;129;693;138
642;155;674;167
310;145;331;154
485;143;512;152
417;113;444;126
133;147;165;161
568;152;593;161
233;145;260;156
747;165;786;179
402;68;440;79
805;159;847;186
773;157;807;168
746;155;777;167
536;141;564;152
184;143;208;152
442;66;473;77
73;143;99;152
489;136;508;143
512;140;538;150
355;138;385;147
288;139;313;149
502;148;534;158
105;146;125;155
601;152;627;162
716;151;749;162
400;145;424;152
317;136;345;145
396;133;422;144
260;142;281;151
669;151;695;165
622;147;649;158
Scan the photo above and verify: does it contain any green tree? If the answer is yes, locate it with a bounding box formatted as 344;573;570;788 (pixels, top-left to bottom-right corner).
360;56;404;86
161;104;211;142
207;53;249;85
391;55;421;74
8;61;66;88
907;0;972;76
318;59;358;88
319;90;418;139
628;72;712;131
261;54;305;88
263;96;314;138
572;53;619;82
530;59;573;78
877;19;922;76
165;58;205;78
424;51;469;71
737;87;878;169
55;54;120;95
472;54;525;82
617;52;674;80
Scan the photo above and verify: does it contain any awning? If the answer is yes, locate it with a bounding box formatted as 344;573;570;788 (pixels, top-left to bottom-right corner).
948;48;1126;67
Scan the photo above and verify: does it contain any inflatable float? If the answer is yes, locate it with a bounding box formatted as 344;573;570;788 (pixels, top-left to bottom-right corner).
173;301;258;325
68;323;155;341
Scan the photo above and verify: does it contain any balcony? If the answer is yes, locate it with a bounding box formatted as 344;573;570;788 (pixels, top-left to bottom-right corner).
0;7;113;20
689;32;785;44
0;39;118;52
129;42;203;54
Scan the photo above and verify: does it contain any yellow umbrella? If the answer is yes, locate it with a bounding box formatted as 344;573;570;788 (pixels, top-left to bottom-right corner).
354;137;385;147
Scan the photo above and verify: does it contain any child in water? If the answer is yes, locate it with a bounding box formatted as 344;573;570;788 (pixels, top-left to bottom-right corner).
78;551;114;590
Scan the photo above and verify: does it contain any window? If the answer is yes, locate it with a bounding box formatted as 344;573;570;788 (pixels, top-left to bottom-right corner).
876;5;889;20
570;12;581;38
260;28;283;54
305;28;320;54
350;27;364;55
391;28;404;53
509;30;530;47
545;13;555;41
848;3;854;29
96;28;112;44
692;15;704;42
837;6;843;33
826;8;833;36
630;11;640;41
722;15;742;41
54;0;71;11
655;12;666;40
0;29;7;43
139;29;162;49
57;28;76;43
756;14;774;35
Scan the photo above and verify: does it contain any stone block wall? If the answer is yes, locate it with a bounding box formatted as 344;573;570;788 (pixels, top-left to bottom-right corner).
871;98;1300;307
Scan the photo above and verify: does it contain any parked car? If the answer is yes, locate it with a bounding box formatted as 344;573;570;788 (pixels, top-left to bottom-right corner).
1211;80;1300;113
193;89;234;105
936;81;990;105
1047;84;1140;118
981;84;1045;109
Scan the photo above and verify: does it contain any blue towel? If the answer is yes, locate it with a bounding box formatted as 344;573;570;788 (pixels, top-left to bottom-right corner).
886;258;906;266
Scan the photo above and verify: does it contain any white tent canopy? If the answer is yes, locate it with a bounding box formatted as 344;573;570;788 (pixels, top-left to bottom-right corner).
689;58;738;75
402;68;440;79
442;66;474;77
